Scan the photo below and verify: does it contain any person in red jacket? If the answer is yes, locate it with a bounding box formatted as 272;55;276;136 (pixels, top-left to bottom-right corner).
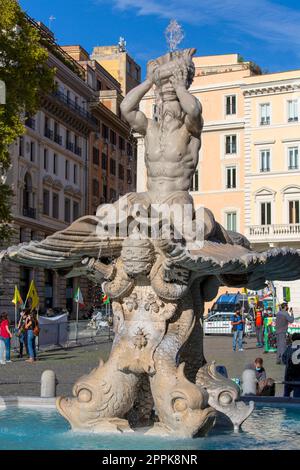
255;303;264;348
0;312;13;362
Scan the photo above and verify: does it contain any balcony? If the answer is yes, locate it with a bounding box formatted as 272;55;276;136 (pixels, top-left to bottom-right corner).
288;117;298;122
23;207;36;219
75;146;82;157
66;142;75;153
45;128;54;140
54;134;62;145
246;224;300;244
52;90;98;126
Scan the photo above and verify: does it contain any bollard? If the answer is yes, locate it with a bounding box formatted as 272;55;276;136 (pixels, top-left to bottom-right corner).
241;369;257;396
40;370;56;398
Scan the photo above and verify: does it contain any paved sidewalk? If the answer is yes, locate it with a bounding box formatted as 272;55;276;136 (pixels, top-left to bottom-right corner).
0;335;286;397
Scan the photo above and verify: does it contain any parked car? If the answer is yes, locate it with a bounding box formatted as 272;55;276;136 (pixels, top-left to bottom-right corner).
204;292;254;335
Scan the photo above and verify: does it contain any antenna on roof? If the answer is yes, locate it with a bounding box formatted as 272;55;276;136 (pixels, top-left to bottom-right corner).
118;37;126;53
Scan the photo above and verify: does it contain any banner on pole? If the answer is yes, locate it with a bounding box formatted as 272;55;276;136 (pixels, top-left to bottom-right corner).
74;287;84;307
12;286;23;306
25;280;39;310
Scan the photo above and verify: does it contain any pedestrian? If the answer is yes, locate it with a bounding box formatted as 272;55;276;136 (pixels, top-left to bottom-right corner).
244;358;275;396
0;312;13;363
255;302;264;348
282;333;300;398
25;310;39;363
231;307;244;352
275;303;294;364
17;309;29;358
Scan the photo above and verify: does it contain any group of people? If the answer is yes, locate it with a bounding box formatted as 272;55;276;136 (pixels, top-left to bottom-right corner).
0;309;39;364
231;302;295;359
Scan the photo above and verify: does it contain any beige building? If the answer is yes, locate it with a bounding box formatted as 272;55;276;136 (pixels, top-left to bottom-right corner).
137;53;300;313
91;41;141;95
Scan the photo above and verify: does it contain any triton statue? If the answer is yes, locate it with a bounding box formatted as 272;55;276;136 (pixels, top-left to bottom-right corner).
2;48;300;438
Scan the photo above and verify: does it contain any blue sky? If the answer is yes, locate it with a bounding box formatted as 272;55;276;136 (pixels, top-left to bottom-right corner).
20;0;300;77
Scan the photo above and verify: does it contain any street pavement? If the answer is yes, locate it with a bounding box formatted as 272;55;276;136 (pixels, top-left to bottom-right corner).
0;335;286;397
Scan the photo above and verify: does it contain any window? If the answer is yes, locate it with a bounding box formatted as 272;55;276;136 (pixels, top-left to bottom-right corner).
289;200;300;224
225;95;236;115
110;188;117;201
93;147;99;165
190;170;199;192
288;147;299;170
110;130;116;145
226;212;237;231
73;201;79;221
30;141;35;162
103;184;107;201
110;159;116;176
127;169;132;185
260;103;271;125
102;124;109;140
225;135;237;154
288;100;298;122
52;193;59;219
226;166;237;189
43;190;50;216
119;136;125;151
118;164;124;180
92;179;99;197
127;143;133;157
260;202;272;225
260;150;270;172
102;153;107;170
96;80;102;91
19;137;24;157
74;164;78;184
53;153;58;175
65;160;69;180
64;198;71;223
43;149;48;170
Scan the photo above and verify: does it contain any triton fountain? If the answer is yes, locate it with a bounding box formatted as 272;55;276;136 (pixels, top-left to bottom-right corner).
3;42;300;439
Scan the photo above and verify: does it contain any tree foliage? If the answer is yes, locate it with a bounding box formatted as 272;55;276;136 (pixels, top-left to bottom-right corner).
0;0;55;241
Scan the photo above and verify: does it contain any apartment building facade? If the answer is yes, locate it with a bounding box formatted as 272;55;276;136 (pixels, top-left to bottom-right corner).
0;22;139;317
62;46;137;215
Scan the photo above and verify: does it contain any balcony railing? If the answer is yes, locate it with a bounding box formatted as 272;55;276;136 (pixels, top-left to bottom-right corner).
246;223;300;242
52;90;98;125
66;142;75;153
23;207;36;219
75;146;82;157
288;117;298;122
54;134;62;145
260;118;270;126
45;128;54;140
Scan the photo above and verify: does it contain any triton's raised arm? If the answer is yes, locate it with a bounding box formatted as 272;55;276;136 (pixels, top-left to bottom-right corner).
170;63;203;136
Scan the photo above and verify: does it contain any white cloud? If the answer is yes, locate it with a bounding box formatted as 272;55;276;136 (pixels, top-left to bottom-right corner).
96;0;300;51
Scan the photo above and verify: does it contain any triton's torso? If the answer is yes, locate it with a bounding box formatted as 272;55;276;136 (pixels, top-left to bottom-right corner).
145;120;201;197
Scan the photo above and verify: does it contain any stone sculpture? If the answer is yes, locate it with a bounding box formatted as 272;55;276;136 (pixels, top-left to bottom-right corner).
3;48;300;437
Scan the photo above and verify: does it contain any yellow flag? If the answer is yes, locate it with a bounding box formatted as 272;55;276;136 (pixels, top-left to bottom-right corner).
12;285;23;305
25;280;39;310
242;288;248;295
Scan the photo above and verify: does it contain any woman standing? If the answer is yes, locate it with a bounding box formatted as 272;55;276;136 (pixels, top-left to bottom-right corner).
17;309;29;358
0;313;13;363
25;310;39;363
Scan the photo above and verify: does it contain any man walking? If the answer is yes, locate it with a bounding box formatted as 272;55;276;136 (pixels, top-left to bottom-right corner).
231;307;244;352
255;302;264;348
276;303;294;364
